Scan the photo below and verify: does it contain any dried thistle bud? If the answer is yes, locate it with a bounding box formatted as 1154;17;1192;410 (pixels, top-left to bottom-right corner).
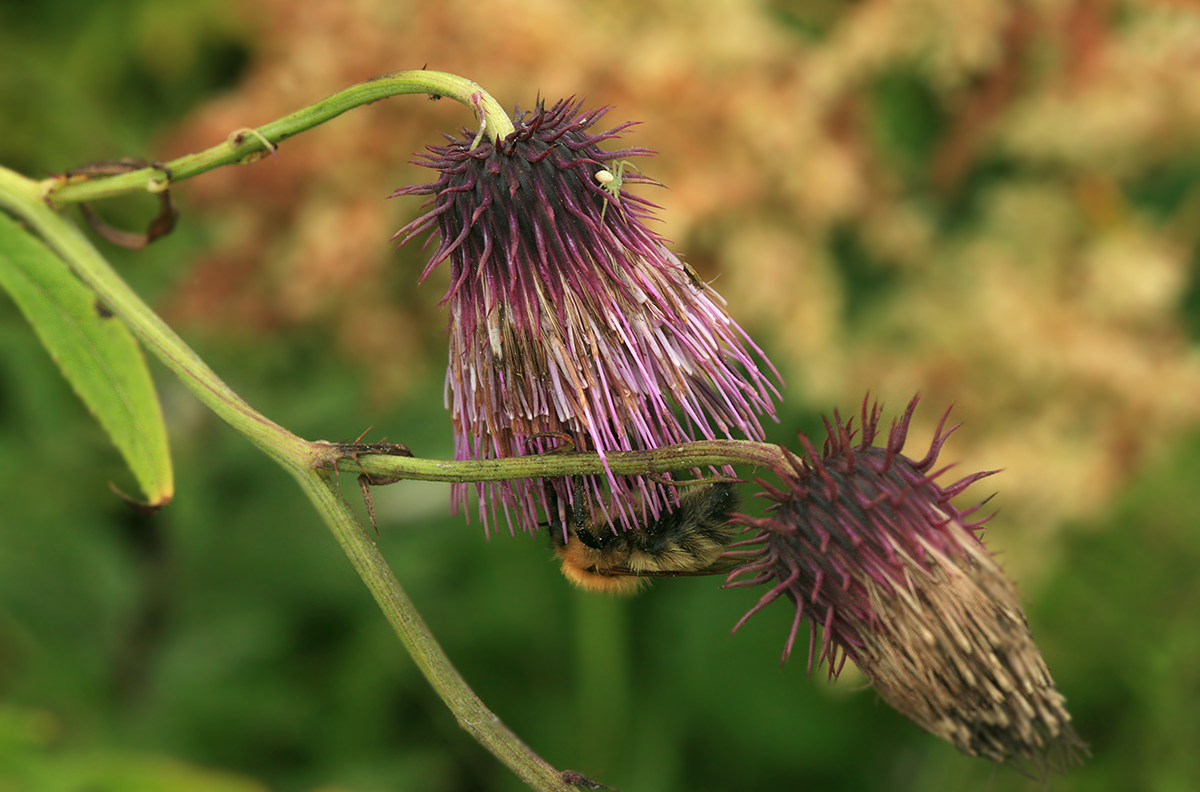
726;395;1088;775
393;99;780;535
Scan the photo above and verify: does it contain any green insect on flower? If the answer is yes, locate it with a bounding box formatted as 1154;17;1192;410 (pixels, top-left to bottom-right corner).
594;159;641;221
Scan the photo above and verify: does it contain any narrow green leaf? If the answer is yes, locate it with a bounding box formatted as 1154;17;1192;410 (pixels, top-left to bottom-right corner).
0;212;173;508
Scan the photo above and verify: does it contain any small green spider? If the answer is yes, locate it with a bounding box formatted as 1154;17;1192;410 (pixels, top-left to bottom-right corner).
594;159;641;222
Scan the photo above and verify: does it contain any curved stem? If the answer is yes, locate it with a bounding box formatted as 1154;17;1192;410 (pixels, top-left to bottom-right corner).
0;166;305;464
297;471;568;790
0;165;572;791
40;70;515;207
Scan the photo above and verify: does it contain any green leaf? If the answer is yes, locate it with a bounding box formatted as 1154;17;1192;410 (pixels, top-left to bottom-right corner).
0;212;173;508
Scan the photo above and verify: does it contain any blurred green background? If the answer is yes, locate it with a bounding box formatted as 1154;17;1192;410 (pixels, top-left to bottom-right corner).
3;0;1200;790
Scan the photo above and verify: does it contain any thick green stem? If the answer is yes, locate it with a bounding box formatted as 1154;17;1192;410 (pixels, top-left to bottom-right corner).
0;166;306;464
296;471;567;789
40;70;515;207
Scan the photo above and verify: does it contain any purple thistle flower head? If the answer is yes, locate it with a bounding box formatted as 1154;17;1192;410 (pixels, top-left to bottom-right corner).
392;99;780;535
726;395;1087;776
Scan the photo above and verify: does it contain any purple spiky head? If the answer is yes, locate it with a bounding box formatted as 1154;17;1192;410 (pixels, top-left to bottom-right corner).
392;99;780;536
725;395;1087;776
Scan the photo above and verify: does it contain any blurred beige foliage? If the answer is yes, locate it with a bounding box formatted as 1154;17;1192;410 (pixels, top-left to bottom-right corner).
162;0;1200;582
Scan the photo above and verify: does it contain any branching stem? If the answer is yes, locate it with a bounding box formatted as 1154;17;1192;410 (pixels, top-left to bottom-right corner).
0;69;783;792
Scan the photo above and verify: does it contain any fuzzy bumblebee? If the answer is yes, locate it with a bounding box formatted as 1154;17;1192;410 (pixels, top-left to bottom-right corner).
548;481;741;595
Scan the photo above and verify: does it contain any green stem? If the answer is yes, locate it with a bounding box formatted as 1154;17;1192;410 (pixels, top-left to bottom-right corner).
0;164;571;791
0;166;305;464
340;439;790;484
296;471;567;790
40;70;515;207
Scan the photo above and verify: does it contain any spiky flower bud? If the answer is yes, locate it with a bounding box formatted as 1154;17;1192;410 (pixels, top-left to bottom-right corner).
726;396;1087;775
393;100;780;535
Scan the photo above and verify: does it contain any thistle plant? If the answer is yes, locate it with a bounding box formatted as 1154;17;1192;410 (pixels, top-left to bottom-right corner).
0;68;1085;790
393;98;780;537
726;396;1088;775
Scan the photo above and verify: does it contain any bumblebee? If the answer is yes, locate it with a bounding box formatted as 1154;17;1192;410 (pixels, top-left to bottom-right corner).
548;481;742;595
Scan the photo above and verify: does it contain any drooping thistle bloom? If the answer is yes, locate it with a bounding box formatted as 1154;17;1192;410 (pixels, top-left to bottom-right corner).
726;396;1087;776
393;100;780;535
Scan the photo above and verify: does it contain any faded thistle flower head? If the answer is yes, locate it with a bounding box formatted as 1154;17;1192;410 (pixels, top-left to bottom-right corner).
392;99;780;535
726;396;1088;776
